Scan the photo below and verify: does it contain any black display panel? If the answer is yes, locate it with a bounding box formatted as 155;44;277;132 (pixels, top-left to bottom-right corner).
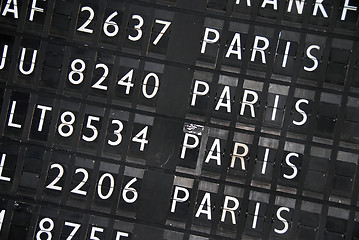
0;0;358;239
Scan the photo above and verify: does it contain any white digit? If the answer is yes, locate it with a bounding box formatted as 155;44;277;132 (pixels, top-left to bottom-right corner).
68;59;86;85
122;177;138;203
153;19;171;45
128;15;144;41
46;163;64;191
142;72;159;99
36;218;54;240
77;6;94;34
108;120;123;146
97;173;114;200
0;210;5;232
92;63;109;90
58;111;76;137
64;222;81;240
70;168;88;196
82;116;100;142
132;126;149;151
115;231;129;240
118;69;134;94
103;11;119;37
90;227;103;240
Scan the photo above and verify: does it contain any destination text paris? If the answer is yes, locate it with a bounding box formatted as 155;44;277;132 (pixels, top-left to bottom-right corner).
0;0;357;237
